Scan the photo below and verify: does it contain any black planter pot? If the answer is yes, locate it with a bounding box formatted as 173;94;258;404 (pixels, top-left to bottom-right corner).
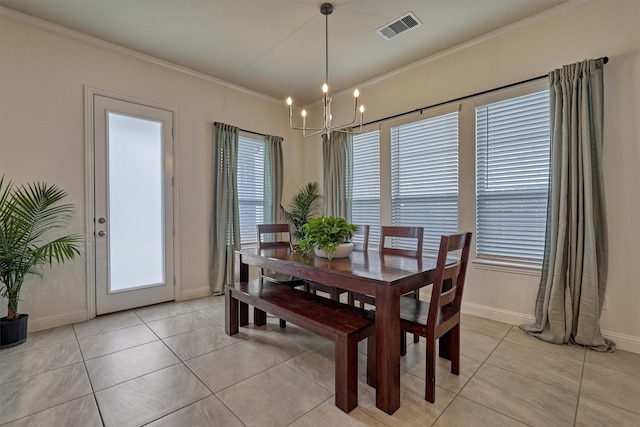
0;314;29;349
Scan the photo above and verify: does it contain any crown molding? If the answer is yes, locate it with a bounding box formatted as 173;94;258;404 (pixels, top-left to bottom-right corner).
0;6;283;105
356;0;596;93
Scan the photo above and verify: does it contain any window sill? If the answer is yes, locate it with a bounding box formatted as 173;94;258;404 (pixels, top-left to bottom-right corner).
473;257;542;276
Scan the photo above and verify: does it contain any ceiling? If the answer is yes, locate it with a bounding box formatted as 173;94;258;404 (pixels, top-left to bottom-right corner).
1;0;568;105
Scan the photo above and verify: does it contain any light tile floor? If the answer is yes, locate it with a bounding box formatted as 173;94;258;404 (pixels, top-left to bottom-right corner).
1;295;639;426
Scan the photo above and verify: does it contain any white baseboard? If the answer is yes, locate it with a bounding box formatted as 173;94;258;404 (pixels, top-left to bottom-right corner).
20;287;211;333
27;311;89;333
462;301;535;325
599;330;640;354
462;302;640;354
178;286;212;302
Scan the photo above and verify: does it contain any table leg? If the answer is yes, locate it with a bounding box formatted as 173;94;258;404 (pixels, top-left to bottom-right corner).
236;252;250;326
375;285;401;414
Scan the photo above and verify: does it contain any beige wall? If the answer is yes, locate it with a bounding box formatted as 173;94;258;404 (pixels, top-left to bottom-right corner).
0;8;304;329
303;0;640;352
2;0;639;352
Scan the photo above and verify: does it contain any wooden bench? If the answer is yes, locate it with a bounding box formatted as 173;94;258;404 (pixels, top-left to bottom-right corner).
225;280;376;413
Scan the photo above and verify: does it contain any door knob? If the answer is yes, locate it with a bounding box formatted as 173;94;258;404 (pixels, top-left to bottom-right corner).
98;230;106;237
98;217;106;224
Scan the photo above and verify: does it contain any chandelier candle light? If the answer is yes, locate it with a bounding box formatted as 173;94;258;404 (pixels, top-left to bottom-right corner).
286;3;364;137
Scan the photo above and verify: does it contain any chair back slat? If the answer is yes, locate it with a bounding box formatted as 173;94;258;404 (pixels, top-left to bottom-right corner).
352;224;370;252
257;224;292;250
379;226;424;258
427;232;472;327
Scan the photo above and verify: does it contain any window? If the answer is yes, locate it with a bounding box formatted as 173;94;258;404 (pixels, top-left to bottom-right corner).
475;90;550;262
391;112;459;251
237;135;264;245
352;130;381;245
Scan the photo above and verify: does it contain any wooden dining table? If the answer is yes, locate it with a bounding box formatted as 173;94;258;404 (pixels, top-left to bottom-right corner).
231;246;440;415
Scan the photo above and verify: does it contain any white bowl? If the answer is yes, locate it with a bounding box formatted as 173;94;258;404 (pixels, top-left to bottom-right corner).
314;242;353;259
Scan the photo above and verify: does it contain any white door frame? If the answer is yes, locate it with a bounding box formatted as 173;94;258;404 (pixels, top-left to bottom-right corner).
84;86;181;319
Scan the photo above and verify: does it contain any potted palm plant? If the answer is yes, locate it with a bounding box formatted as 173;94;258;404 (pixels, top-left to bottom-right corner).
279;181;322;242
0;176;82;348
298;216;358;260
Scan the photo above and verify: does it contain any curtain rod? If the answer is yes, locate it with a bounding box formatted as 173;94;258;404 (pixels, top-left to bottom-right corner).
212;122;266;138
361;56;609;128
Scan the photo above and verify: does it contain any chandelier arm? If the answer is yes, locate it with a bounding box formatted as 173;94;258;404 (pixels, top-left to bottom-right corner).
289;125;326;132
330;100;364;130
331;126;363;135
286;3;364;138
331;111;360;129
303;128;328;138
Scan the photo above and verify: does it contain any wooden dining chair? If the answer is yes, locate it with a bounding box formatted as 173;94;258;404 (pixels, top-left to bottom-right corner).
352;224;370;252
352;225;424;308
379;225;423;257
257;224;298;282
257;224;305;327
309;224;370;303
399;232;472;403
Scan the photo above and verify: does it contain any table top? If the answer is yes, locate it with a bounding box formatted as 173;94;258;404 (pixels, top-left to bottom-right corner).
236;247;439;295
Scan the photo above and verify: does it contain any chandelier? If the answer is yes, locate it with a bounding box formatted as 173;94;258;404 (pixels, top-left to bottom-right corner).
286;3;364;137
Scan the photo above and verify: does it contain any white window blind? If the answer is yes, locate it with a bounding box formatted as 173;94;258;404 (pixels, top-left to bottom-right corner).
391;112;459;251
352;130;380;246
475;90;550;262
237;135;264;245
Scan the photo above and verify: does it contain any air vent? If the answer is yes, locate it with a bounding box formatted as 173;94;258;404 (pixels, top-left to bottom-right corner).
376;12;422;40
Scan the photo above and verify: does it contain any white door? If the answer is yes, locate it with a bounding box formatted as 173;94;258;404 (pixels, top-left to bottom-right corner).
94;95;175;315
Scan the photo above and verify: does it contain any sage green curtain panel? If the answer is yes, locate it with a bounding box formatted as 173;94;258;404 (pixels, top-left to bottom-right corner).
521;58;614;351
209;123;240;295
264;134;284;224
322;131;353;219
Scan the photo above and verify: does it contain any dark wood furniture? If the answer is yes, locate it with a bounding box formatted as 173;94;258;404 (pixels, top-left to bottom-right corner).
257;224;305;327
308;224;370;303
352;224;370;252
225;280;375;413
352;226;424;308
399;232;472;403
378;225;424;257
230;246;440;415
257;223;302;284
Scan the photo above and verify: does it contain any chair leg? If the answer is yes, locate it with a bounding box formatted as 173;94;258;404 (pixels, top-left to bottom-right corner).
412;291;420;343
366;335;377;388
425;336;436;403
254;307;267;326
279;319;287;328
400;331;407;356
450;325;460;375
239;302;249;327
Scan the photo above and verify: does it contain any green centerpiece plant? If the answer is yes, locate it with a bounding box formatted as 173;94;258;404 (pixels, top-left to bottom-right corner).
0;176;82;348
298;216;357;260
280;181;322;242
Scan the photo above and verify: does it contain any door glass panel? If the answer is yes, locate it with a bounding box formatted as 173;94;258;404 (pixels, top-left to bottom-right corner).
108;112;165;292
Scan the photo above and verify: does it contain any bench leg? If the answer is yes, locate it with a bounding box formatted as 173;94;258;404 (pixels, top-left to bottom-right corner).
240;302;249;327
334;336;359;413
225;291;239;335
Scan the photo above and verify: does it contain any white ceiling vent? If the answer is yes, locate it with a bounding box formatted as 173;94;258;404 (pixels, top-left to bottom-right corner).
376;12;422;40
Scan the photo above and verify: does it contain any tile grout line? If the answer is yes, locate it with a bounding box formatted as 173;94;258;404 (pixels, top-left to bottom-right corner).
73;322;107;427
